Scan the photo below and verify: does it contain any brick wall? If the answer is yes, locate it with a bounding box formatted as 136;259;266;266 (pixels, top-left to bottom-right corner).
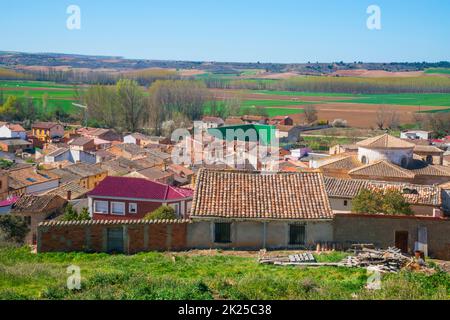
334;214;450;260
37;220;189;253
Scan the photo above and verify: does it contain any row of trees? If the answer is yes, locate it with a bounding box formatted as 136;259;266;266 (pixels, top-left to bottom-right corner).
205;76;450;94
83;79;210;134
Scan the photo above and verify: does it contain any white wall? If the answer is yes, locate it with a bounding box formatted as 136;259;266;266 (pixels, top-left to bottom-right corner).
358;147;413;167
123;135;137;144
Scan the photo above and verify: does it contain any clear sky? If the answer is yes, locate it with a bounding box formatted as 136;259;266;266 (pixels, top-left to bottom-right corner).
1;0;449;63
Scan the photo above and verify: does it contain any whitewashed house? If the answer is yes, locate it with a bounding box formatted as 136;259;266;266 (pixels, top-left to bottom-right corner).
0;124;27;140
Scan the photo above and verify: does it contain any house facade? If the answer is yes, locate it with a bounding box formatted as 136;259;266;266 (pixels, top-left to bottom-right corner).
88;176;194;220
32;122;64;142
189;169;334;250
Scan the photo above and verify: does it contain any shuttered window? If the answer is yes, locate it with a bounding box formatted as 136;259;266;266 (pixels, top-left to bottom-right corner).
214;223;231;243
289;224;306;245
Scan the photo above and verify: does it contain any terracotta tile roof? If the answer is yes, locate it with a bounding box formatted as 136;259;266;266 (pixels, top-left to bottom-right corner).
125;168;173;181
191;169;333;220
32;122;59;130
69;137;94;146
46;182;89;200
6;124;26;132
325;177;441;206
349;160;416;179
88;176;193;200
357;134;415;149
411;165;450;177
9;167;60;189
413;145;445;153
12;194;65;214
63;162;106;178
318;155;362;170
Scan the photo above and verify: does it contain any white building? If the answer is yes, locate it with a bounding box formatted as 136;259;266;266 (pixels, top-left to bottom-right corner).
0;124;27;140
357;134;415;168
400;130;432;140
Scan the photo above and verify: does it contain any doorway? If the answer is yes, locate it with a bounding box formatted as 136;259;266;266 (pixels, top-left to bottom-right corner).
395;231;409;253
107;227;124;253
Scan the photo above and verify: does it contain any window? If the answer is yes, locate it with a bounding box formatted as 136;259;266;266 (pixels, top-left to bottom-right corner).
111;202;125;215
214;223;231;243
25;216;31;226
344;200;348;207
94;200;108;214
129;203;138;214
361;156;368;164
289;224;306;245
426;155;433;164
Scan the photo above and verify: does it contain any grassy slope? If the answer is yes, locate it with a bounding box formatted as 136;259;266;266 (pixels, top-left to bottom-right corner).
0;247;448;300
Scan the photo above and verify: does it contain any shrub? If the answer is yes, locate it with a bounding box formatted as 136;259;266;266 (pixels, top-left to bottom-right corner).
0;215;29;244
144;206;177;220
61;204;91;221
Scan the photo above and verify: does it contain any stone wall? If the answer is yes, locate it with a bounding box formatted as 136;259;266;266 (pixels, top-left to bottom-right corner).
334;214;450;260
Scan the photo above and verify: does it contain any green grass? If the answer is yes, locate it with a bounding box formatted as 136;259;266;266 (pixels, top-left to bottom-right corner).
0;247;448;300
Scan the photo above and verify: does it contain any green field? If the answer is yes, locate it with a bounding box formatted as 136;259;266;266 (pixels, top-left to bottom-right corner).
0;247;448;300
425;68;450;75
0;80;79;113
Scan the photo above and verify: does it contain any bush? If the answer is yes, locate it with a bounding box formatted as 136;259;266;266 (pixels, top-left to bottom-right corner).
0;215;29;244
61;204;91;221
144;206;177;220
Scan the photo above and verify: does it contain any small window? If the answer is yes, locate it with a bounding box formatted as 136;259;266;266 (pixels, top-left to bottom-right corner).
361;156;368;165
25;216;31;226
94;200;108;214
111;202;125;215
214;223;231;243
426;155;433;164
129;203;138;214
344;200;348;207
289;224;306;245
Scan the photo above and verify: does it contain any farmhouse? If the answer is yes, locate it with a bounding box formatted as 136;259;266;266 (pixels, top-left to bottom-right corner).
68;137;96;152
76;127;122;142
400;130;432;140
189;169;334;250
88;176;194;220
44;147;97;165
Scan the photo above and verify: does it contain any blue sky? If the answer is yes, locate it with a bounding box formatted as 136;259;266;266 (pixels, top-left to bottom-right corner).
1;0;449;63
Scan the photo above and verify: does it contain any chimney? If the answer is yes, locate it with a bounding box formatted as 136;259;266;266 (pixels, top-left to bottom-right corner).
67;190;72;201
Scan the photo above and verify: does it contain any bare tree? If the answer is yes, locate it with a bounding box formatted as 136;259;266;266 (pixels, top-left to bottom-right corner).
304;105;318;124
376;106;388;130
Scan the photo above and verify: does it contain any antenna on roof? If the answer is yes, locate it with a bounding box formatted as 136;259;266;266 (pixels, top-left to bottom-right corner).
72;103;88;127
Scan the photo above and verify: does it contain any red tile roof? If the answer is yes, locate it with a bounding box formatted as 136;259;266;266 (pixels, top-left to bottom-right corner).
88;176;193;200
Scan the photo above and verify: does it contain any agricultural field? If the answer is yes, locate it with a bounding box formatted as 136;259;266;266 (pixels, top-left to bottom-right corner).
0;247;448;300
212;89;450;127
425;68;450;75
0;80;80;113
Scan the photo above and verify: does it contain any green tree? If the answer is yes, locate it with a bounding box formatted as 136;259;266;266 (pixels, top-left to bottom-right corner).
116;79;146;132
352;189;384;214
352;188;413;215
61;204;91;221
0;215;30;244
381;189;413;215
0;95;18;120
144;205;177;220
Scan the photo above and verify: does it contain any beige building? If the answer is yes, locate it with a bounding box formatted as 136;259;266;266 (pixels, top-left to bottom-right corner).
189;169;334;250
